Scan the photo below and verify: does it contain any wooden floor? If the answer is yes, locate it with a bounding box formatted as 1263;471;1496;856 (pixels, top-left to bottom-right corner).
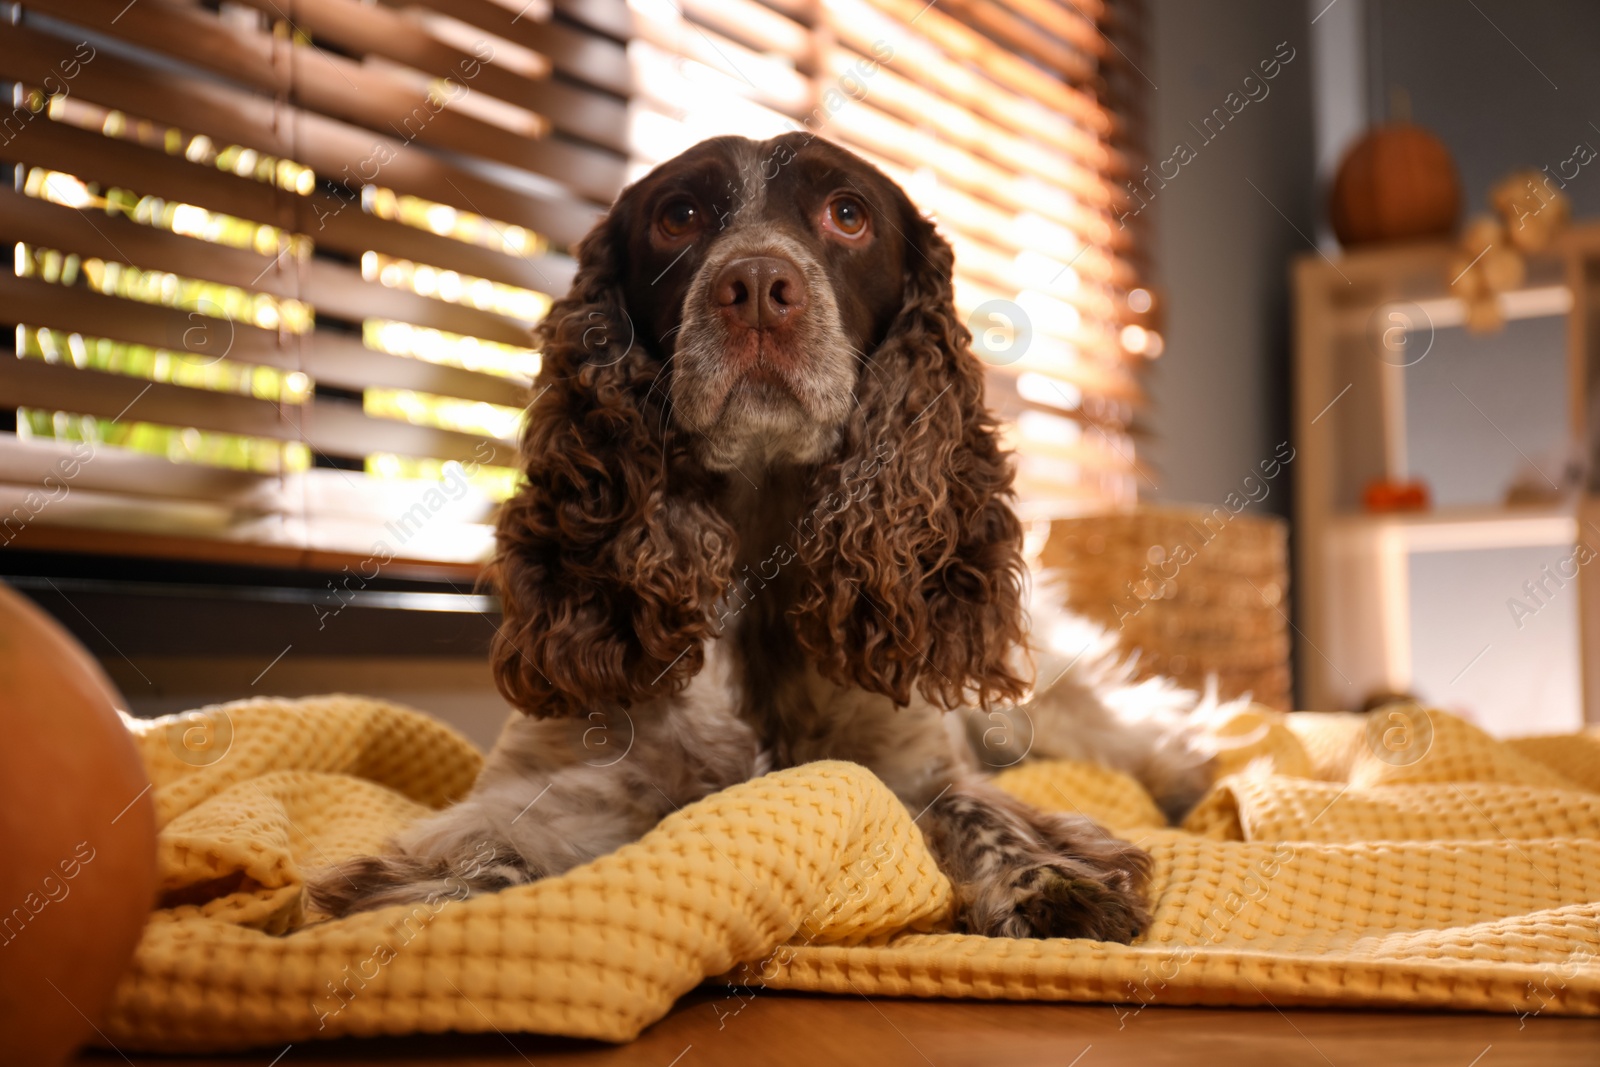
79;988;1600;1066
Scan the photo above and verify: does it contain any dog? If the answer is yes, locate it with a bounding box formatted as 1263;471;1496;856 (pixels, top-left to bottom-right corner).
309;132;1219;941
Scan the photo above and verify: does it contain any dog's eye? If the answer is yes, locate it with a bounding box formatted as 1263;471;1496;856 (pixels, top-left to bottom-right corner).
657;199;700;238
825;196;870;238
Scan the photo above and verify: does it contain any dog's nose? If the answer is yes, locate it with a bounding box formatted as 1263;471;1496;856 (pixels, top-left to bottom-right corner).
712;256;808;330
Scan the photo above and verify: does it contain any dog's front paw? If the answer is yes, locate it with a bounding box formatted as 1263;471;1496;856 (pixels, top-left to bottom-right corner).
1010;858;1150;940
960;848;1151;941
922;786;1152;941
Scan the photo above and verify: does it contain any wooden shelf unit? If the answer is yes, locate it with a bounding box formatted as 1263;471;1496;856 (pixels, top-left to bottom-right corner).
1292;222;1600;723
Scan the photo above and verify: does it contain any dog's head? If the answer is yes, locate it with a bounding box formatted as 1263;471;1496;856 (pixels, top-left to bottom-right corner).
617;135;913;470
492;132;1027;718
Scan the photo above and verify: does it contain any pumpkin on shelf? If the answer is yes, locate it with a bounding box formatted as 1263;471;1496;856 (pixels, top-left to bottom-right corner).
1362;477;1431;513
1330;123;1462;247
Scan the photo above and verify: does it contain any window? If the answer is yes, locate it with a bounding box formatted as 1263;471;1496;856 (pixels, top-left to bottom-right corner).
1;0;1152;573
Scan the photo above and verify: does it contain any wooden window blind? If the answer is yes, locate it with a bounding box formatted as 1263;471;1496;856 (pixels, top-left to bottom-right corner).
0;0;1153;574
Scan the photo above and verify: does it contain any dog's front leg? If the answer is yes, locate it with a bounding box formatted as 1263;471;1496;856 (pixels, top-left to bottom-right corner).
308;661;763;917
911;775;1151;941
813;695;1151;942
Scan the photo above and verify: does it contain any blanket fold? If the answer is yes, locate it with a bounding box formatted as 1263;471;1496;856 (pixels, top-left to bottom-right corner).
107;696;1600;1051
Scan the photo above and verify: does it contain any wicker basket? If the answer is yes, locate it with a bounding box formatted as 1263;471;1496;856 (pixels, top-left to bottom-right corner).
1036;506;1292;709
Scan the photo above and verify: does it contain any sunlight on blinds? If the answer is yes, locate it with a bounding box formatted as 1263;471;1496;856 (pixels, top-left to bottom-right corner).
0;0;1154;568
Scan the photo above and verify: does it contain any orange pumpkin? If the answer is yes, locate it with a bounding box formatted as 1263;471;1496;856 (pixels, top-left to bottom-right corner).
0;584;157;1066
1330;124;1462;247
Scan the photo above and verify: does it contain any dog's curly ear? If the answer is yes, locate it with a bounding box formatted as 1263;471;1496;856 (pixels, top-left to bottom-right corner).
490;199;736;719
792;207;1029;712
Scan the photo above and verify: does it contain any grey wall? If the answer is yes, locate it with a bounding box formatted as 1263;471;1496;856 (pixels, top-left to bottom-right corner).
1141;0;1600;511
1369;0;1600;221
1143;1;1315;513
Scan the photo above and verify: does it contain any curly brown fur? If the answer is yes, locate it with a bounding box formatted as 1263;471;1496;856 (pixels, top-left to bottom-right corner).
489;211;737;719
790;207;1028;713
312;134;1219;943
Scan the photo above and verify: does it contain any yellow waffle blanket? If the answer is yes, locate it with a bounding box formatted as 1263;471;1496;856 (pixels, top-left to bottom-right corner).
107;696;1600;1051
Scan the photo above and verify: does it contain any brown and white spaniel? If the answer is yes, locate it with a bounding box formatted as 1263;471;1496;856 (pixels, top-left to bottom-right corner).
310;133;1220;941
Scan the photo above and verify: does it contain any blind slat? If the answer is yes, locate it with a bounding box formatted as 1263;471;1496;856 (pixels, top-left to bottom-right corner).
820;48;1113;210
0;360;514;467
0;275;532;408
853;149;1138;291
2;357;292;441
824;0;1127;175
0;508;483;575
3;187;537;346
7;108;276;223
1003;0;1104;53
0;20;607;242
385;0;634;97
44;0;630;198
307;400;513;467
857;0;1114;136
933;0;1096;82
223;0;637;157
826;93;1128;256
0;434;274;505
676;0;814;60
628;13;813;118
0;438;502;529
316;207;576;303
551;0;635;41
1;116;578;297
229;0;560;108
